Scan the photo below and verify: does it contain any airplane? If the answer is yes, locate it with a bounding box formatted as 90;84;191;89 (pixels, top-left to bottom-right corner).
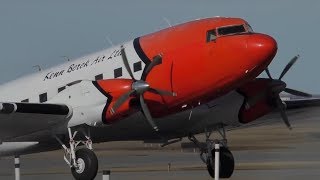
0;17;319;180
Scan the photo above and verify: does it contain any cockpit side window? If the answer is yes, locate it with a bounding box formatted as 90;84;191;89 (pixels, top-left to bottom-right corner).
217;25;246;36
245;23;254;33
206;29;217;42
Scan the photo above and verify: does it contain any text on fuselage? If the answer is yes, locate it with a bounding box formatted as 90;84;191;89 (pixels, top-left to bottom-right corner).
43;49;122;81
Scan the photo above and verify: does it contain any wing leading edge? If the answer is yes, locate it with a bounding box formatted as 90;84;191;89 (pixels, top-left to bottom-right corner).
0;102;72;141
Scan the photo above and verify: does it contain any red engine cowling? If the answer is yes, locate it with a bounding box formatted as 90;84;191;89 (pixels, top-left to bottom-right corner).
94;79;138;124
237;78;275;124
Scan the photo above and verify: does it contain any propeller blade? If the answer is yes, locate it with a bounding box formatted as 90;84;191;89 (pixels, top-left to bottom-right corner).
139;95;159;132
265;68;273;79
141;55;162;81
278;55;299;80
120;46;136;81
149;88;177;97
110;89;136;114
284;88;312;97
279;107;292;130
276;97;292;130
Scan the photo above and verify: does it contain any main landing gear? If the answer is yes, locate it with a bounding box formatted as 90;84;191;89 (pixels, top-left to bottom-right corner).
55;128;98;180
188;125;235;179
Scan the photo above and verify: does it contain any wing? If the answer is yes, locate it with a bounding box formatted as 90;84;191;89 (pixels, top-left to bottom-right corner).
0;102;71;141
284;95;320;109
235;94;320;130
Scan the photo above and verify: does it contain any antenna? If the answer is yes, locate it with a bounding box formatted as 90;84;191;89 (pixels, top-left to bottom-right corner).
106;36;114;46
163;17;172;27
33;65;42;71
61;56;70;61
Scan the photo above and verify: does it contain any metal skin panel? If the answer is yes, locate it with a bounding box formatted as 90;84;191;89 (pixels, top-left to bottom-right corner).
47;80;109;127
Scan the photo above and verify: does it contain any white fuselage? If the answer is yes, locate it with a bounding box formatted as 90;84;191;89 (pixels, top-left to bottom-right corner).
0;40;143;103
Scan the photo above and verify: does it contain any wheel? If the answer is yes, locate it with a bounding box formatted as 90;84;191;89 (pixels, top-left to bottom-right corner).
207;147;235;178
71;148;98;180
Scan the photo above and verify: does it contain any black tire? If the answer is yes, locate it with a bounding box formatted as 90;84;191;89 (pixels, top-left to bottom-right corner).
71;148;98;180
207;147;235;178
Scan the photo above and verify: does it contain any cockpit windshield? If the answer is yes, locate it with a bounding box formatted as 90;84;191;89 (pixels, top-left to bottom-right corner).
217;25;246;36
206;23;254;42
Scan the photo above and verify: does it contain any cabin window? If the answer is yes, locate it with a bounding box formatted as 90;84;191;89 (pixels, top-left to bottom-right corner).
67;80;82;87
133;61;142;72
206;29;217;42
39;93;47;103
58;86;66;93
95;74;103;80
21;99;29;103
114;67;122;78
217;25;246;36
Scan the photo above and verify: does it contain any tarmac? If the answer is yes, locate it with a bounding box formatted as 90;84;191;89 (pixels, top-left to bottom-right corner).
0;109;320;180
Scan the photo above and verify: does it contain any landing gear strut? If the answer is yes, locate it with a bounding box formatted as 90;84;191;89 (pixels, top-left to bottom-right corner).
55;128;98;180
188;125;234;179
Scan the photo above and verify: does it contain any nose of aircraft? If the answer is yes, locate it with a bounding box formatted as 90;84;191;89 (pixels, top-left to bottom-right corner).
246;33;278;65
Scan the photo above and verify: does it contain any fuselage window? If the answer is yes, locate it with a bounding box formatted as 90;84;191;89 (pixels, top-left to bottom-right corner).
206;29;217;42
217;25;246;36
39;93;47;103
58;86;66;93
133;61;142;72
67;80;82;87
114;67;122;78
95;74;103;80
21;99;29;103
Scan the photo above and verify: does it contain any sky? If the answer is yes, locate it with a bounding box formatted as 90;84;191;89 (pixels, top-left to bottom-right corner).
0;0;319;93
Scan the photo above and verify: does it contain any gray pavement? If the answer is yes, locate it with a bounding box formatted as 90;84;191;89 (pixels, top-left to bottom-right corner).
0;113;320;180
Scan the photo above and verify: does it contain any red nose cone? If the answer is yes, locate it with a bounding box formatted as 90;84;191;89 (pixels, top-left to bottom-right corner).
247;33;278;64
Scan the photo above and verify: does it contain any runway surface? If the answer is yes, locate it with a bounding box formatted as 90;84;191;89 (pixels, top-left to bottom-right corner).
0;110;320;180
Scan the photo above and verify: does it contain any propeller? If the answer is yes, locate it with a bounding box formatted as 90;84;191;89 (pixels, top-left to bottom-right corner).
264;55;311;130
265;55;310;97
110;45;176;132
276;95;292;130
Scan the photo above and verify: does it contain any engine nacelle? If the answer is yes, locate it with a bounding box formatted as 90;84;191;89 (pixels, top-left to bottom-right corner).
94;79;139;124
237;78;274;124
